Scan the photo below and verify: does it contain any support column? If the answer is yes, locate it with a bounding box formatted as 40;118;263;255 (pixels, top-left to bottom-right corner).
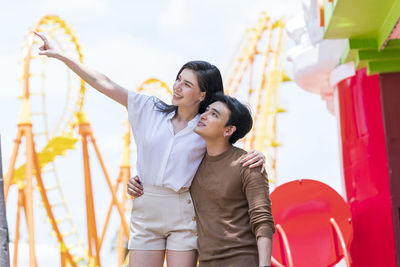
336;68;396;266
0;135;10;267
379;73;400;265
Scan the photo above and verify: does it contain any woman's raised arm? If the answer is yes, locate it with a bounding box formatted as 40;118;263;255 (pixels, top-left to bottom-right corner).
34;31;128;107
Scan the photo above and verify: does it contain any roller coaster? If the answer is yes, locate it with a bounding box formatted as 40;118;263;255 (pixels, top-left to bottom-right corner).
4;13;286;267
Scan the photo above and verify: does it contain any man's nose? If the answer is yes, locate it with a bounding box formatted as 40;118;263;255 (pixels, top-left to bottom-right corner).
200;112;208;121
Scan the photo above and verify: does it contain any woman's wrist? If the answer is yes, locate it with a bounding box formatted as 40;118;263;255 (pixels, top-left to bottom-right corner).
55;51;67;61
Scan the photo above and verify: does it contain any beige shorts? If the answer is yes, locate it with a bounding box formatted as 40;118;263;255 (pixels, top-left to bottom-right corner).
128;184;198;251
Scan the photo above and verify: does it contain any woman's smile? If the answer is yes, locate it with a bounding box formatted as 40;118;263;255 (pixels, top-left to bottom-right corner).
173;91;183;99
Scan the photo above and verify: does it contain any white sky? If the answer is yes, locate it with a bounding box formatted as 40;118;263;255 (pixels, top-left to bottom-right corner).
0;0;343;266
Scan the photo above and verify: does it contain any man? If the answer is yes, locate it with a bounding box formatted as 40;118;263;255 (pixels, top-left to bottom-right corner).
191;93;275;267
127;93;275;266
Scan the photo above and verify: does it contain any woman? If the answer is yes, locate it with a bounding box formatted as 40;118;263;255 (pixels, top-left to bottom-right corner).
34;31;266;267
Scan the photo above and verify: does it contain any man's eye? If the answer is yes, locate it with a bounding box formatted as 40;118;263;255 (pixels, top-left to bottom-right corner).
185;83;191;87
212;113;217;117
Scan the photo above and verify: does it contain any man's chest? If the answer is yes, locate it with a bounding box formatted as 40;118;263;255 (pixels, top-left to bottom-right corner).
192;161;245;204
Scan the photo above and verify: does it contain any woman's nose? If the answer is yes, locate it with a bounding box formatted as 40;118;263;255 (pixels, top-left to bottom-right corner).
175;82;182;91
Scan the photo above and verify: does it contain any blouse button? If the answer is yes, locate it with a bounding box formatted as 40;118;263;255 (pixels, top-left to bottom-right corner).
187;199;191;204
192;216;196;221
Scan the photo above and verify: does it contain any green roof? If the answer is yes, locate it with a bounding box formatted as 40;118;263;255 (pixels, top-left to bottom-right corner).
323;0;400;74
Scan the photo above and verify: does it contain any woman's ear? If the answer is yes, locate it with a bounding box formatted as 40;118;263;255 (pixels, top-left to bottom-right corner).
199;92;206;102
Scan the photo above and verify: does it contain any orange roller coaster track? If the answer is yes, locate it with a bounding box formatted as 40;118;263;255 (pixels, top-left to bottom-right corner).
225;12;289;185
4;15;129;267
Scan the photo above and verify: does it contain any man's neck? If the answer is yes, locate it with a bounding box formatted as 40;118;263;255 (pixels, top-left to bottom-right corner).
205;139;232;156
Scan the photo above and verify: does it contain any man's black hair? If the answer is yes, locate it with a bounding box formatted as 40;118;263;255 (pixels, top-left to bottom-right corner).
210;92;253;144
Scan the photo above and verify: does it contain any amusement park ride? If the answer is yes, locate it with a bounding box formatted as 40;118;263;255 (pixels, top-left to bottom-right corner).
3;0;400;266
285;0;400;266
3;13;288;267
3;15;130;267
224;14;287;184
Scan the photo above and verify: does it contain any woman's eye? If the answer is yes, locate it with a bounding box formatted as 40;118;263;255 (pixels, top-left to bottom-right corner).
212;113;217;117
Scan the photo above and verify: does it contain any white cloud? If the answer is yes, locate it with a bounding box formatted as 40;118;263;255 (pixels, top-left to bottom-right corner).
158;0;190;33
41;0;113;16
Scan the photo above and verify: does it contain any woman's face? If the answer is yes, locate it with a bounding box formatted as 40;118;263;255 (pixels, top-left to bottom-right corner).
172;68;206;108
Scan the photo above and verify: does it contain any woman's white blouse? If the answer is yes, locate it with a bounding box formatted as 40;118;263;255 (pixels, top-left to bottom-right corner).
127;91;206;192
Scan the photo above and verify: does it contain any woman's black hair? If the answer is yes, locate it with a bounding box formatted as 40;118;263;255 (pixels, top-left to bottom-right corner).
155;60;224;114
210;92;253;144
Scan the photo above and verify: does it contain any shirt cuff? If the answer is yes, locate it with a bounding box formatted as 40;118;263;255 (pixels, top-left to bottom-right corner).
255;225;274;240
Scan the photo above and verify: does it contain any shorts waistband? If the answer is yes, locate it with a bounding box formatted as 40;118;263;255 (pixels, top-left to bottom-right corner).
143;184;189;195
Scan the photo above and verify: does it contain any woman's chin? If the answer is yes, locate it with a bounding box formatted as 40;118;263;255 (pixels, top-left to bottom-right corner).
172;98;184;106
171;98;179;106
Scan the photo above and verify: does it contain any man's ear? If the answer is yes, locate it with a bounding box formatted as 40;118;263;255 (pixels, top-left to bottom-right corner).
223;125;237;138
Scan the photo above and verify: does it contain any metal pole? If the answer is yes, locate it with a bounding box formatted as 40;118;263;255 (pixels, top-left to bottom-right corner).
0;135;10;267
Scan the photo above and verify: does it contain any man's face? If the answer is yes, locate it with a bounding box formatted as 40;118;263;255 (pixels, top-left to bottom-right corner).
194;101;233;140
